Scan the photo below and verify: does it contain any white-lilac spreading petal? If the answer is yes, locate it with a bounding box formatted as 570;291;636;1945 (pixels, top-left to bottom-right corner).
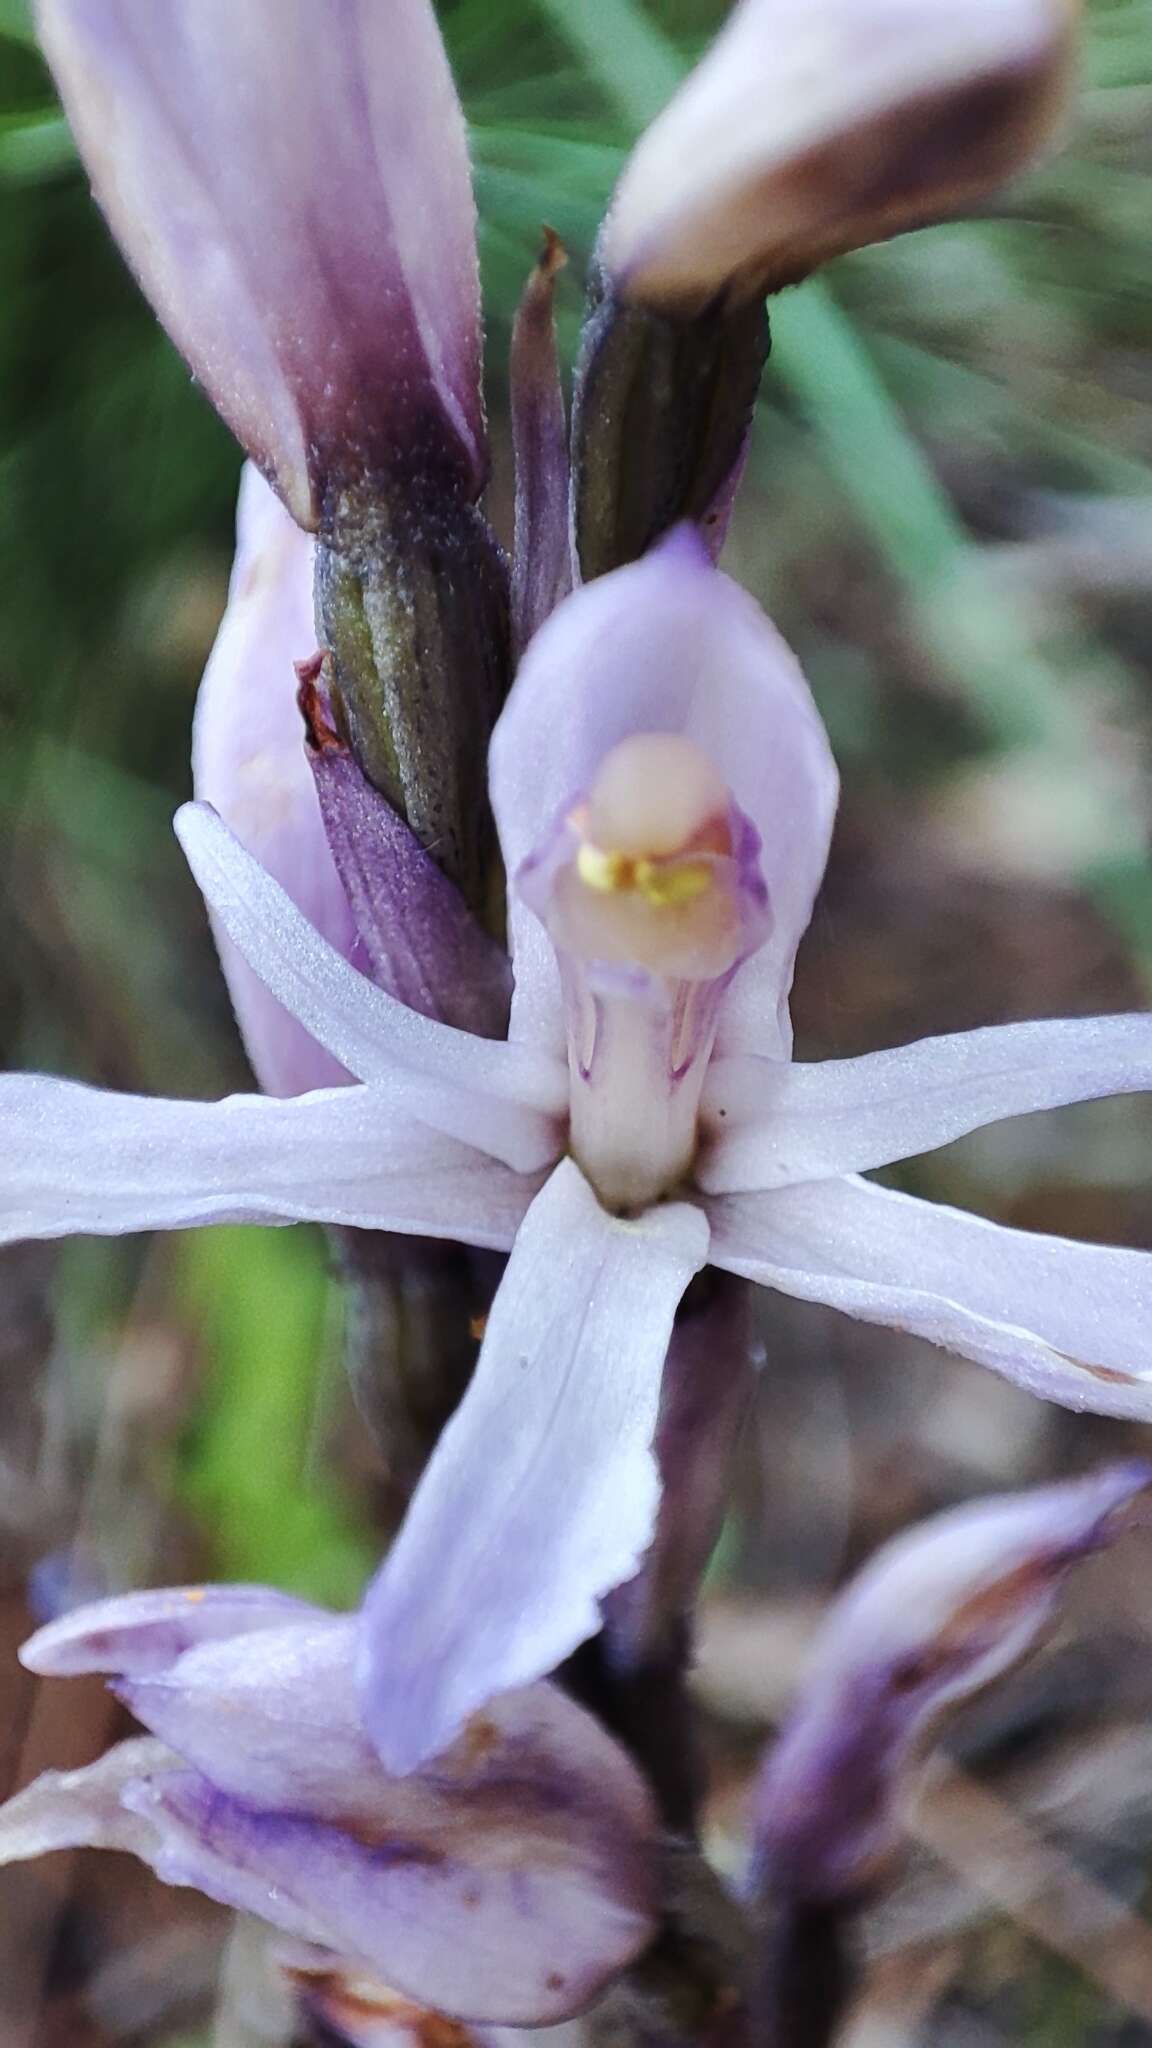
0;1737;180;1865
175;803;567;1170
0;1595;658;2026
21;1583;328;1677
709;1173;1152;1417
359;1159;710;1773
35;0;486;524
192;465;355;1095
489;529;838;1061
700;1013;1152;1193
0;1075;538;1251
753;1462;1152;1902
603;0;1077;309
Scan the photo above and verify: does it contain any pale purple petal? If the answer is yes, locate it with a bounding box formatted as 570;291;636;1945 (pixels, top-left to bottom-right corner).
125;1752;651;2027
78;1616;656;2025
489;532;837;1059
21;1583;326;1677
193;465;356;1095
0;1738;178;1866
107;1618;653;1854
36;0;484;524
709;1174;1152;1418
510;232;573;656
175;802;567;1172
360;1159;710;1773
754;1463;1152;1901
301;684;511;1037
701;1013;1152;1194
0;1074;538;1251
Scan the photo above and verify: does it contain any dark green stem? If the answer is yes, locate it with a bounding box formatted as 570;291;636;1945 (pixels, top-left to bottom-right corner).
316;478;511;925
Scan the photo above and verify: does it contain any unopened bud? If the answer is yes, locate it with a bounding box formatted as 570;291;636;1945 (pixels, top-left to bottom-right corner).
605;0;1078;309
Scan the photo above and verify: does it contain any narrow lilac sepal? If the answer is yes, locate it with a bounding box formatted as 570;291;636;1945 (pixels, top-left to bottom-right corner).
602;0;1077;309
753;1462;1152;1903
701;1013;1152;1194
0;1071;539;1252
300;677;511;1038
359;1159;710;1773
708;1174;1152;1420
510;231;574;656
174;802;567;1173
20;1583;327;1677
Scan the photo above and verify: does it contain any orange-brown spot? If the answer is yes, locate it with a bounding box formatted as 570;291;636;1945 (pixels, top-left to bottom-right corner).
289;1970;475;2046
1078;1361;1139;1387
457;1713;501;1769
295;654;343;754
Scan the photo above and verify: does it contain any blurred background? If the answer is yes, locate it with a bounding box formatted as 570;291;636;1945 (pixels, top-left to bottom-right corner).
3;0;1152;2040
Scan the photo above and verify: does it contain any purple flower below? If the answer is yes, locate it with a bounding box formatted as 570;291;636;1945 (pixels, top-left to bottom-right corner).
0;1584;658;2026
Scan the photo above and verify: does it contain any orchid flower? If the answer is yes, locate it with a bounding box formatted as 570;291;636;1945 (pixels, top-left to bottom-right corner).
0;1584;656;2027
603;0;1078;309
7;534;1152;1779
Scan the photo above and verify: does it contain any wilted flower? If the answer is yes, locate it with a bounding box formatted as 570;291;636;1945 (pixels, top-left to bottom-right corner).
603;0;1078;308
7;536;1152;1774
753;1462;1152;1903
36;0;485;526
0;1584;657;2026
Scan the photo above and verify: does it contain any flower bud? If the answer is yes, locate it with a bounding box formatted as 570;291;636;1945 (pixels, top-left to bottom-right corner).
753;1461;1151;1906
604;0;1078;309
192;465;358;1096
36;0;486;526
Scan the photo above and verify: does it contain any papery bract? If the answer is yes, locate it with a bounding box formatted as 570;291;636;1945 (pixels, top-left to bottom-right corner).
36;0;485;525
603;0;1078;307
